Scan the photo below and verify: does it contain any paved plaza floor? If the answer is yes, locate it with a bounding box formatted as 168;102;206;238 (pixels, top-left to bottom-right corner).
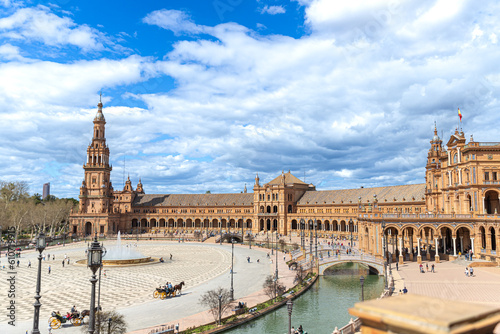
392;259;500;307
0;239;281;334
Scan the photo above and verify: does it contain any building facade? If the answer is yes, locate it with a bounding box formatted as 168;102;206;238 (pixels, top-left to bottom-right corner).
69;103;500;264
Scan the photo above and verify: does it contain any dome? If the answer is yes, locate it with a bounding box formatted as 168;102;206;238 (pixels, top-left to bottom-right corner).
433;134;439;141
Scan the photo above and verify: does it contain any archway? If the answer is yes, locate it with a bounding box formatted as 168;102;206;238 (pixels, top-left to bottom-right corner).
484;190;500;214
291;219;298;230
480;226;486;249
490;227;496;251
85;222;92;236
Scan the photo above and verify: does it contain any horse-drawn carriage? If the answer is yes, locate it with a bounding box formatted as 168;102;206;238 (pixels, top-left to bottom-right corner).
153;281;184;299
49;310;88;329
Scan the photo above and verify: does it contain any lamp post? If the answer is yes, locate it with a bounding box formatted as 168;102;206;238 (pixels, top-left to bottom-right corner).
107;318;112;334
360;275;365;301
381;220;387;290
230;237;234;301
87;235;104;334
219;217;222;245
309;220;313;268
0;225;2;258
275;232;279;280
299;219;305;250
314;219;318;260
287;300;293;334
218;294;222;325
271;228;274;255
31;230;46;334
348;218;354;250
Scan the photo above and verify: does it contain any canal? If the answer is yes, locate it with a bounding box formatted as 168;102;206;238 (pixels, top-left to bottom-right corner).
224;263;384;334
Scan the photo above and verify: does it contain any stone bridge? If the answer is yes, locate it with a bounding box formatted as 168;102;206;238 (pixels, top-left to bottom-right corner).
293;248;384;276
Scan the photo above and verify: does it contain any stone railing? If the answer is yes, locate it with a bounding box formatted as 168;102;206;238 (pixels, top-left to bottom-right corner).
331;318;361;334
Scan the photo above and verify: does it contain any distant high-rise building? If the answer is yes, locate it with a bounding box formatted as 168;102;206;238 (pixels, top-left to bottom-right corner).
43;182;50;200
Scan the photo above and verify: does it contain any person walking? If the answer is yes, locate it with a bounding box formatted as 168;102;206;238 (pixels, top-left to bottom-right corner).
465;267;469;277
48;265;51;274
62;260;65;268
396;262;399;271
469;267;474;277
426;263;429;272
28;260;31;268
431;263;435;273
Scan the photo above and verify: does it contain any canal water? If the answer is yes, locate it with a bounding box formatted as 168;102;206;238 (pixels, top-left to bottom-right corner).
224;263;383;334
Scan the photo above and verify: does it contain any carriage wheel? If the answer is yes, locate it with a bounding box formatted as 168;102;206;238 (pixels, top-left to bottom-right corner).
160;292;166;300
172;290;176;297
50;319;61;329
153;290;159;299
72;318;82;326
48;317;56;324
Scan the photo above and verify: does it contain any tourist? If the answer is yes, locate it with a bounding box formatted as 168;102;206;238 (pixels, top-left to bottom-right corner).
170;254;173;260
431;263;435;272
465;267;469;276
17;260;19;267
396;262;398;271
28;260;31;268
403;286;408;294
62;260;65;268
469;267;474;277
426;263;429;272
48;265;51;274
419;263;424;273
52;255;55;260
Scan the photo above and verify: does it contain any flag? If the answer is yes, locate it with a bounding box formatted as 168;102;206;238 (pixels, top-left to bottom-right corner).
458;107;462;121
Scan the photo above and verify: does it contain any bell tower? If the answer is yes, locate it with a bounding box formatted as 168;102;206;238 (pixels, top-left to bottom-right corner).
79;99;113;214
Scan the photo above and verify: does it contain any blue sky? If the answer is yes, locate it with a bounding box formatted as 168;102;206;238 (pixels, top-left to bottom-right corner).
1;0;499;198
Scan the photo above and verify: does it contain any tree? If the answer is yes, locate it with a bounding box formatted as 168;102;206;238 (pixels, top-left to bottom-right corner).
199;287;232;324
294;265;307;285
263;275;286;300
80;310;127;334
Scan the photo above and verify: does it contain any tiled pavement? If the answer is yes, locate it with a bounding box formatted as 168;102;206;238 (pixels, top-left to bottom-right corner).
392;259;500;307
0;239;280;334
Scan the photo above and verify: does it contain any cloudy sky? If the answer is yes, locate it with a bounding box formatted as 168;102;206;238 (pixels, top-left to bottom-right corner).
0;0;499;199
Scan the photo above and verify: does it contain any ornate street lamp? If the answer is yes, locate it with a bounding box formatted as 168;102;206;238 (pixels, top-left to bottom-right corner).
360;275;365;301
87;235;104;334
381;220;388;290
287;300;293;334
314;219;318;259
309;220;313;268
32;230;46;334
230;237;234;301
218;294;222;325
299;218;305;250
275;232;279;280
219;217;222;245
349;218;354;250
271;228;274;255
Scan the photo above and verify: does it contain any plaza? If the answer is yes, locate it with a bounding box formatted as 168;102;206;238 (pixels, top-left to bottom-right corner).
0;238;292;334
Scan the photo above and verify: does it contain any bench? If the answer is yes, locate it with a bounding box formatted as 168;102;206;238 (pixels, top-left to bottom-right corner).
232;302;247;315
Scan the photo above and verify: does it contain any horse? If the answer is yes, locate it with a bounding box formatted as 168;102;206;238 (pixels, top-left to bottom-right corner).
80;306;100;323
174;281;185;295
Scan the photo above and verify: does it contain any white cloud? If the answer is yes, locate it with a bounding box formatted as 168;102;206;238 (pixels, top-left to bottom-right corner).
0;43;25;61
0;5;110;51
261;5;286;15
143;9;206;35
2;2;500;198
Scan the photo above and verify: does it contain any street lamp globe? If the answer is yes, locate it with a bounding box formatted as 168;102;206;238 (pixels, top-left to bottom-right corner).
36;232;46;252
88;238;103;272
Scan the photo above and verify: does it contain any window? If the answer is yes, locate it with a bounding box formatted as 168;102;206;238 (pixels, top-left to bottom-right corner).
485;172;490;181
493;172;497;181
